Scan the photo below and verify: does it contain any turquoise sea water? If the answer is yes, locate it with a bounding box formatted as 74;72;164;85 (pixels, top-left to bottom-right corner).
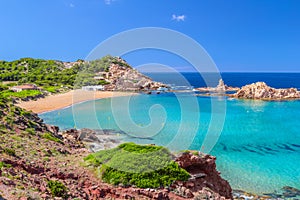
40;93;300;194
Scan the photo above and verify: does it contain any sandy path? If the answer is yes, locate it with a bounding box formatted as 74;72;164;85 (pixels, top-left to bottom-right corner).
16;90;137;114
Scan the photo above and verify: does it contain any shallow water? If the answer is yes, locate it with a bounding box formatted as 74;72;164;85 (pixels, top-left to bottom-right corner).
40;92;300;194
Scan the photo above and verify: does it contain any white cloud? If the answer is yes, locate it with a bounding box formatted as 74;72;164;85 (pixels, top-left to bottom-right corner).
69;3;75;8
104;0;116;5
172;14;186;22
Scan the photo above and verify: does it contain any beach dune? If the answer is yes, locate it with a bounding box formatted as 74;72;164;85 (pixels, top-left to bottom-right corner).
16;89;137;114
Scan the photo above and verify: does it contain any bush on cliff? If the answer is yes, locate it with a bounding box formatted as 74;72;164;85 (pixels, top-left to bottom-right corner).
47;180;68;198
1;89;42;99
84;142;190;188
42;133;62;143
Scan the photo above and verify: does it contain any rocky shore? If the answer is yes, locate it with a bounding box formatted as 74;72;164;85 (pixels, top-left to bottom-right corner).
0;125;233;199
232;186;300;199
1;99;234;199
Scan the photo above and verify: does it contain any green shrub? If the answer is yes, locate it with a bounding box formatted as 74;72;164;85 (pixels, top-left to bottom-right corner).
1;90;42;99
20;110;32;118
97;80;110;85
25;128;36;135
84;143;190;188
42;133;62;143
0;161;12;168
43;86;60;93
47;180;68;198
4;148;16;156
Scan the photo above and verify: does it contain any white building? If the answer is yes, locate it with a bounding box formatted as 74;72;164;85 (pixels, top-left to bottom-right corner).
82;85;105;91
11;84;39;92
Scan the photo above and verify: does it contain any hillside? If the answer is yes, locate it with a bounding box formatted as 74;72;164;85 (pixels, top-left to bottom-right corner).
0;56;165;98
0;58;80;88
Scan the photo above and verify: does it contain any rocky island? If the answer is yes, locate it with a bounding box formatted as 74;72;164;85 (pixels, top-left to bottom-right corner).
196;79;300;100
195;79;240;93
231;81;300;100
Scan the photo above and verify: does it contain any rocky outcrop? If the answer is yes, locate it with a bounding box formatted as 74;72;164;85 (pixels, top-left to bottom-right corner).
196;79;239;93
62;60;84;69
60;128;123;152
102;58;167;91
232;82;300;100
174;151;232;199
0;101;59;137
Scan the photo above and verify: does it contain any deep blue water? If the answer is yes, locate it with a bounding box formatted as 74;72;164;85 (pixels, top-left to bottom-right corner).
145;72;300;89
40;73;300;194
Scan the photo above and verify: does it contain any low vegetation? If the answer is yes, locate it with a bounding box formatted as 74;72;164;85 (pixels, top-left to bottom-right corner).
0;161;12;169
84;142;190;188
42;133;62;143
0;55;129;89
1;89;42;99
0;58;78;86
47;180;68;198
3;148;16;156
0;95;78;199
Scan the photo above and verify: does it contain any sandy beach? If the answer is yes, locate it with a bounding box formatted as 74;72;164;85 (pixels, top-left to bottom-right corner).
16;90;137;114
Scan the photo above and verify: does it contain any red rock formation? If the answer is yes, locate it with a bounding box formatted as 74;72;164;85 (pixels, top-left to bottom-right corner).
174;152;232;199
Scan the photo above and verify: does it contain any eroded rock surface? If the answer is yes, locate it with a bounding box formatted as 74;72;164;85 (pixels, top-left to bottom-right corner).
103;58;167;91
173;152;233;199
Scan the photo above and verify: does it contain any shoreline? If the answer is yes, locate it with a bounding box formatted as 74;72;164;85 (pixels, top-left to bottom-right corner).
16;89;138;114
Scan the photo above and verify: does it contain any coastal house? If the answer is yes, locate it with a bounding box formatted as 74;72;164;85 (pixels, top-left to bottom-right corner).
11;84;39;92
82;85;104;91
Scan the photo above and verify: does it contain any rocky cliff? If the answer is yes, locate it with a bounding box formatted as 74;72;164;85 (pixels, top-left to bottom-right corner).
106;62;166;91
102;57;167;91
232;82;300;100
173;152;232;199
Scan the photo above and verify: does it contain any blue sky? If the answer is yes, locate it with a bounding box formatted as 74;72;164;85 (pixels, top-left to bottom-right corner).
0;0;299;72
